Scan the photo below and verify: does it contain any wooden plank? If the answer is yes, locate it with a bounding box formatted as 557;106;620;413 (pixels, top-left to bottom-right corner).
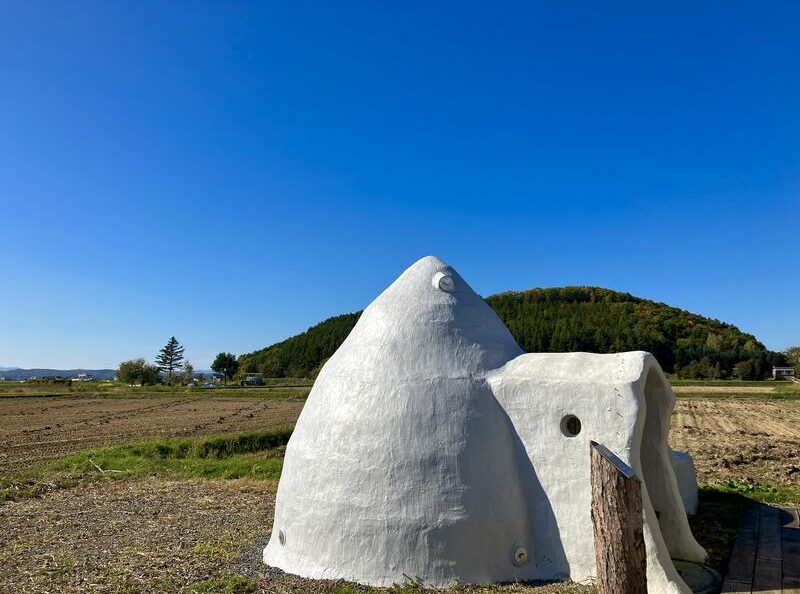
751;558;781;594
740;504;762;532
784;505;800;594
783;575;800;594
751;505;781;594
725;505;760;585
590;441;647;594
756;505;781;562
721;577;752;593
784;525;800;578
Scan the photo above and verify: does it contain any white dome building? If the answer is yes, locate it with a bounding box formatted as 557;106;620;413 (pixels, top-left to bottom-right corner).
264;256;704;593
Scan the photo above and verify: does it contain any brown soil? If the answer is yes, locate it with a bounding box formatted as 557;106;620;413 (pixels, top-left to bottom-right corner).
0;477;595;594
0;396;304;476
670;386;777;393
0;395;797;592
670;399;800;485
4;395;798;487
0;478;274;593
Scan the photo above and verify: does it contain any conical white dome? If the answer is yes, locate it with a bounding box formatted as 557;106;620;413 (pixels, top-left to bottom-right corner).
264;256;707;594
264;256;532;585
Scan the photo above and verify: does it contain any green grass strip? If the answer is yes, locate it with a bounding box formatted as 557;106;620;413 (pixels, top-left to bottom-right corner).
1;426;294;502
676;391;800;400
703;478;800;505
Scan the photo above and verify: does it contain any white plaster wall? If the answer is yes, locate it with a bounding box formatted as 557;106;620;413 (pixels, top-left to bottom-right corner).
487;352;706;594
671;450;700;515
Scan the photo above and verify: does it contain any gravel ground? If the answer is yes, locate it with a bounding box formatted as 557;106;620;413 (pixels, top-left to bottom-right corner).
0;477;595;594
0;477;276;593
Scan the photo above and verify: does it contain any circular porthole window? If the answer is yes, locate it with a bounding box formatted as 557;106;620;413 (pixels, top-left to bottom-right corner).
560;414;582;437
278;529;286;546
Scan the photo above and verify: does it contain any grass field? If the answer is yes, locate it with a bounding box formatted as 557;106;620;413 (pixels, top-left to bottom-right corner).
671;381;800;400
0;380;313;399
668;379;795;387
1;380;799;593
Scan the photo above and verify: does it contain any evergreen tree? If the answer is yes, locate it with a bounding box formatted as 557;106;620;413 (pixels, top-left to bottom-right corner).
155;336;185;377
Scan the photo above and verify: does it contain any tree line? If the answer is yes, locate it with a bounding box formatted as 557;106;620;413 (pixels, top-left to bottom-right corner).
120;289;794;385
486;287;786;379
116;337;240;386
237;287;790;380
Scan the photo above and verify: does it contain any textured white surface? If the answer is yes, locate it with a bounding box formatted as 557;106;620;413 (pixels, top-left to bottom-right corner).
487;352;706;594
671;450;700;515
264;256;706;592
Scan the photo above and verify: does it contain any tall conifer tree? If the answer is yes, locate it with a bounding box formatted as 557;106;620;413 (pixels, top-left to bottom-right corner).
156;336;185;377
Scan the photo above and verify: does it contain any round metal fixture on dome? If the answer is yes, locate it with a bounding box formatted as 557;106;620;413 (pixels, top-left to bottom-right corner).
432;272;455;293
513;546;529;566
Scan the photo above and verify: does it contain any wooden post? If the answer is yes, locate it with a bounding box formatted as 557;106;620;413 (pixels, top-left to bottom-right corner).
590;441;648;594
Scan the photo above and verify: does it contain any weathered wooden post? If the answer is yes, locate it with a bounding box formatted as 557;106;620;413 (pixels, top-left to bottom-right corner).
591;441;648;594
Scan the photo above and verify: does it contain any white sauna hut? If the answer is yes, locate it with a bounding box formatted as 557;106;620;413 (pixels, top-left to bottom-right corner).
264;256;704;594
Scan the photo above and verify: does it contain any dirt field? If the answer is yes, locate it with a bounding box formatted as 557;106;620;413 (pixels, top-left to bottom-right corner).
1;392;799;593
671;386;778;394
0;478;272;593
2;393;799;486
0;477;593;594
670;398;800;485
0;395;305;476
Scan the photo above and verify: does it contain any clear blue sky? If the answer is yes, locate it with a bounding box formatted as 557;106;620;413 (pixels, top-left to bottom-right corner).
1;2;798;369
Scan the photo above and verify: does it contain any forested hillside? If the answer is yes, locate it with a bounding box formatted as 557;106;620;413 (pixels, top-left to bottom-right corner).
239;313;361;379
238;287;784;380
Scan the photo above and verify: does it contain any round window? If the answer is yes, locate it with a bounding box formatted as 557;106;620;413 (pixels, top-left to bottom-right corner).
560;414;581;437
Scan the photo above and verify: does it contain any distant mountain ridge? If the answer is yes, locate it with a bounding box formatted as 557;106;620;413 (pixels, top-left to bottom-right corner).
238;286;785;380
0;368;116;381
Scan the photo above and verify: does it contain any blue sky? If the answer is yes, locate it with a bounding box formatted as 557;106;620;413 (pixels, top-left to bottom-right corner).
1;2;798;369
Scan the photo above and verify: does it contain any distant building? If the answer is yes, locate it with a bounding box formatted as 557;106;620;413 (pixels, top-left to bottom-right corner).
74;373;93;381
773;366;795;380
244;372;264;386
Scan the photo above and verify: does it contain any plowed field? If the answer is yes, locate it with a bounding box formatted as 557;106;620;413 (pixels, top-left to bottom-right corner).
670;398;800;485
1;390;799;593
0;395;304;476
2;392;798;486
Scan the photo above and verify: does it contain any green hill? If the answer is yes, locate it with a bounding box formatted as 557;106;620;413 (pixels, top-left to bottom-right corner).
238;287;784;380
